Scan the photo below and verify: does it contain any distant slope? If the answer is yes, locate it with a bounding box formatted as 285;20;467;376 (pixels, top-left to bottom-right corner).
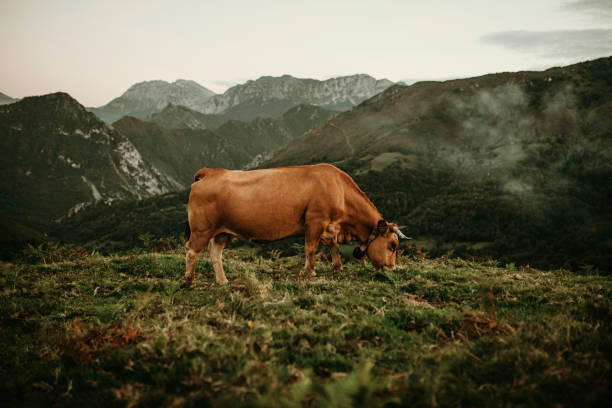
215;104;337;158
262;57;612;270
90;79;215;123
149;103;231;130
115;104;336;180
222;98;297;122
0;93;181;229
0;91;18;105
275;104;339;139
112;116;246;184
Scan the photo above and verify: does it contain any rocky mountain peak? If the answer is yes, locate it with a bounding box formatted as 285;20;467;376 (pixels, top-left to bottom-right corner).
121;79;215;101
20;91;83;109
1;92;101;129
173;79;211;89
90;79;216;123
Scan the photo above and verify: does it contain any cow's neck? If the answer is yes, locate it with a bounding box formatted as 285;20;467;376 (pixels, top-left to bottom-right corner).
351;210;381;243
344;188;382;243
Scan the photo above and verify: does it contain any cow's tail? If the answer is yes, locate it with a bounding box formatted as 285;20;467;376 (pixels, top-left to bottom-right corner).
184;220;191;241
194;167;213;182
187;166;215;241
184;185;192;241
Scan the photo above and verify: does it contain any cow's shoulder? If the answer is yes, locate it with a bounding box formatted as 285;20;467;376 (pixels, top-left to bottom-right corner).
309;163;354;183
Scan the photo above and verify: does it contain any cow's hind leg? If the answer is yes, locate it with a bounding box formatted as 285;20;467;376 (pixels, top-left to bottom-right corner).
209;234;231;284
183;230;213;286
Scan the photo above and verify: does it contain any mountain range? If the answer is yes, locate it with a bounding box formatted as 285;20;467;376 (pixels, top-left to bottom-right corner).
90;74;393;124
196;74;393;119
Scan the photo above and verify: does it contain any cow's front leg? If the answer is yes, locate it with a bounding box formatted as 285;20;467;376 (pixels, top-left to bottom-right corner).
184;246;200;286
330;241;343;271
320;224;342;271
302;223;324;277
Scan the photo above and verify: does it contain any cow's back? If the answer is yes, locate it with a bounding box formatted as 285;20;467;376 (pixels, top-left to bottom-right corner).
188;164;347;241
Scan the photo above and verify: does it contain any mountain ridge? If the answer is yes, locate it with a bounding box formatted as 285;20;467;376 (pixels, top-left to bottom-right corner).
149;103;231;130
0;91;19;105
196;73;393;118
90;74;393;123
0;92;181;228
89;79;216;123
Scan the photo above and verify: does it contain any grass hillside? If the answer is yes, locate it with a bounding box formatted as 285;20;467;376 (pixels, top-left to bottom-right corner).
2;247;610;407
50;191;189;254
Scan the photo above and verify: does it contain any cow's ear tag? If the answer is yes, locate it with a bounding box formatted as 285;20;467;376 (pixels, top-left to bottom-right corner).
353;247;365;259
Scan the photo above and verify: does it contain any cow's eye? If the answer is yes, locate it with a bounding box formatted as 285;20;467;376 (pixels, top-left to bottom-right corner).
390;242;397;250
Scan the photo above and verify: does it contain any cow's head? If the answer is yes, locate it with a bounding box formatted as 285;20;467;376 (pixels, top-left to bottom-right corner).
353;220;411;270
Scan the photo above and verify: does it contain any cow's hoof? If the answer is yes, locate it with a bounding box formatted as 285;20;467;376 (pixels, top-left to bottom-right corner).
299;270;317;277
216;278;229;285
181;278;195;288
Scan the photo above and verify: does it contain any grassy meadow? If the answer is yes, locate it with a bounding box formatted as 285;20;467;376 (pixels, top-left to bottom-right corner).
1;244;610;407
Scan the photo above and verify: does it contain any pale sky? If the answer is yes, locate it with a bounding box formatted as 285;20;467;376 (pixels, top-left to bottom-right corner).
1;0;611;106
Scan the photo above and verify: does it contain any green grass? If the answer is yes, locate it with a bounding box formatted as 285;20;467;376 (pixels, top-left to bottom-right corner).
1;247;610;407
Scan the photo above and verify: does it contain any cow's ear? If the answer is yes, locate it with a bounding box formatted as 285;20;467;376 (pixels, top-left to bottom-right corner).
377;219;389;234
353;247;365;259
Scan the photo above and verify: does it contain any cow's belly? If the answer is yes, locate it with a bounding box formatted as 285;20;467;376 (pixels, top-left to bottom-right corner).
217;192;308;242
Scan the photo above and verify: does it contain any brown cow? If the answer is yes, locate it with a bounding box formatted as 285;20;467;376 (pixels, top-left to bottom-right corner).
183;163;410;285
